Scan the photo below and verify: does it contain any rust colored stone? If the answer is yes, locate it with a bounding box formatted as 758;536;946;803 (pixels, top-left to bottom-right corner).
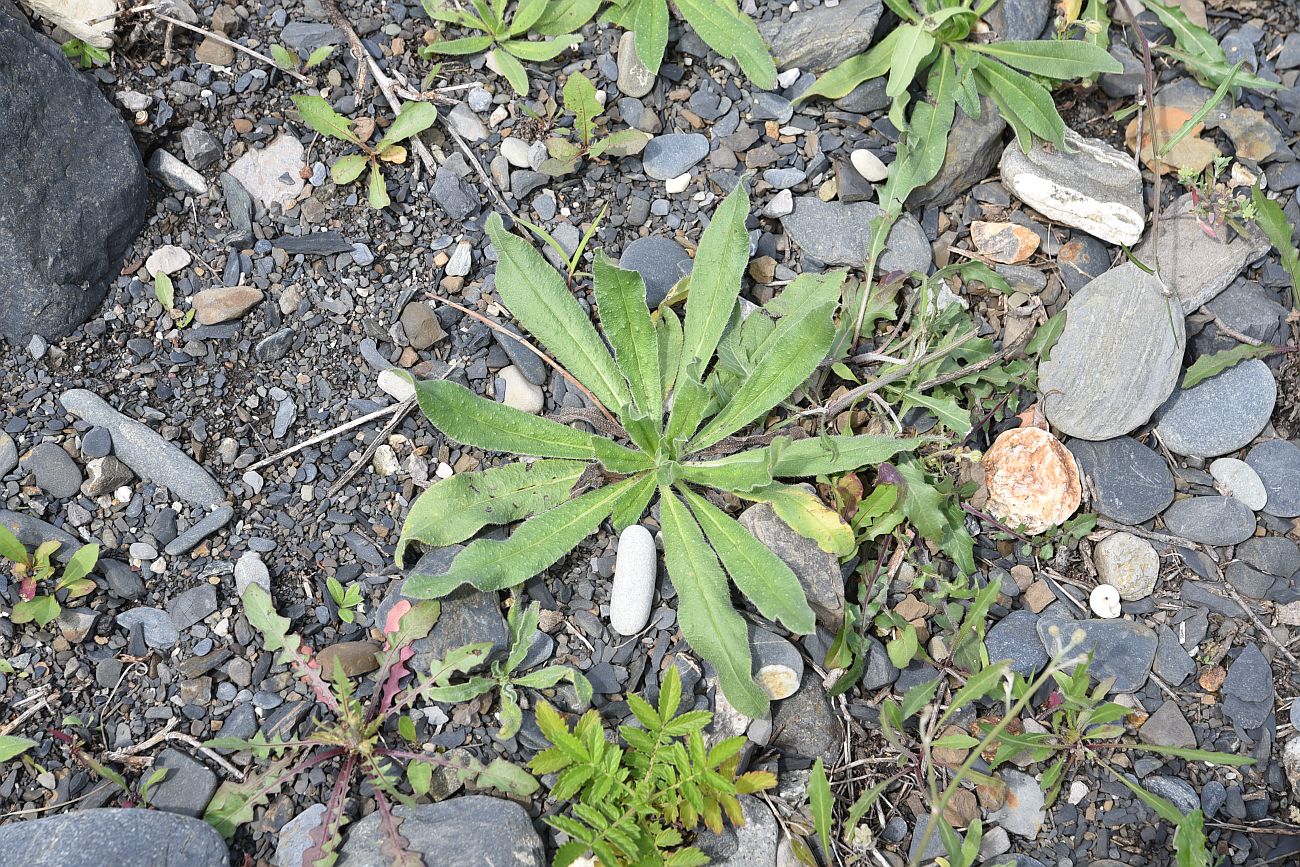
982;426;1082;534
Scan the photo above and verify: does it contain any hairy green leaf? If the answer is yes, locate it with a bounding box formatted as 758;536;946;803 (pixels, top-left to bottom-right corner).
534;0;601;35
403;476;643;597
594;254;663;423
630;0;670;72
975;57;1065;150
679;182;751;376
490;45;530;94
681;486;815;634
810;758;833;857
659;489;767;718
886;25;935;101
395;459;589;566
1250;185;1300;309
795;26;904;103
738;483;854;557
291;94;359;143
503;36;579;62
487;213;628;411
1181;343;1279;389
378;101;438;149
423;34;495;55
674;0;776;89
970;39;1121;80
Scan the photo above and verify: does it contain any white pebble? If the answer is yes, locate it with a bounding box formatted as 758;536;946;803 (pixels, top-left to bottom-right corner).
446;240;472;277
1210;457;1268;511
1089;584;1122;619
435;461;454;479
500;136;532;168
665;172;691;193
377;369;415;402
145;244;192;277
777;67;801;88
850;148;889;182
373;445;400;477
761;188;794;218
610;525;657;635
498;365;544;414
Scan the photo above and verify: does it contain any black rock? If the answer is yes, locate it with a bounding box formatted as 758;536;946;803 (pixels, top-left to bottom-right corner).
0;807;228;867
985;610;1047;677
0;1;147;343
432;167;478;220
272;231;354;255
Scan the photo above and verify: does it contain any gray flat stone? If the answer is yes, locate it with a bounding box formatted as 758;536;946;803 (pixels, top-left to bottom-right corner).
1067;437;1174;524
0;808;228;867
1039;264;1184;440
117;607;180;650
148;749;217;818
20;442;83;499
60;389;224;508
739;496;844;629
985;0;1052;40
1134;194;1270;313
999;128;1145;245
781;197;931;273
336;796;544;867
1154;359;1276;458
642;133;708;180
1236;536;1300;577
618;235;690;308
1037;618;1157;693
1162;496;1256;546
985;610;1047;677
163;507;234;556
1152;625;1196;685
759;0;883;72
770;674;842;764
1245;439;1300;517
1139;700;1195;748
0;432;16;477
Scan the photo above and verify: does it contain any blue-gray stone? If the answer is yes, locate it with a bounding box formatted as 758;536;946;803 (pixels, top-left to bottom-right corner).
60;390;224;508
1067;436;1174;525
985;610;1047;676
618;236;691;307
1144;776;1200;814
0;808;228;867
1154;359;1276;458
1037;618;1156;693
336;796;544;867
1246;439;1300;518
860;635;899;690
20;442;83;498
781;197;931;273
149;749;217;818
641;133;709;180
985;0;1052;40
163;506;234;556
758;0;883;73
1236;536;1300;577
116;607;180;649
1162;496;1256;546
81;427;112;459
1153;625;1196;686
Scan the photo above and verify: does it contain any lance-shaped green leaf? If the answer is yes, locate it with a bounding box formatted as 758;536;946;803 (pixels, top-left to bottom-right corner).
886;25;935;100
674;0;776;90
395;459;589;566
657;304;683;399
1141;0;1222;62
679;182;751;375
534;0;601;36
421;34;495;55
764;271;846;317
680;486;815;634
630;0;669;72
687;299;836;451
403;476;640;598
490;45;530;94
893;49;958;190
291;94;359;143
593;254;662;423
681;447;775;493
409;376;601;461
664;366;712;449
510;0;548;34
974;57;1065;150
736;483;854;557
610;471;657;531
659;489;768;719
377;101;438;149
688;433;923;486
970;39;1121;80
794;25;904;103
502;36;579;62
487;213;628;411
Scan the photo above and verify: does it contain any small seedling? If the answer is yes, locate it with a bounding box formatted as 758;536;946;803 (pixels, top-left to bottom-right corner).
326;576;363;624
532;665;777;866
416;599;592;740
0;525;98;628
418;0;582;95
270;43;335;74
1178;156;1258;243
153;272;195;328
205;585;537;861
290;95;438;209
61;38;110;69
537;72;649;177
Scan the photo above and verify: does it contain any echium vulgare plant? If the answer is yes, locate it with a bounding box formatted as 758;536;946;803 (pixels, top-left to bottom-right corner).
395;181;920;718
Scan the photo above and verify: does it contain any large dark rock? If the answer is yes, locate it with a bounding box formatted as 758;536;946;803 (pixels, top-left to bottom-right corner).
0;0;146;343
336;796;544;867
0;808;228;867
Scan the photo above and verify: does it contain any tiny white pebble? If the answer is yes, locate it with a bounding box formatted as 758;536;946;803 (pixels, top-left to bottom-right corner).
665;173;691;194
1089;584;1122;619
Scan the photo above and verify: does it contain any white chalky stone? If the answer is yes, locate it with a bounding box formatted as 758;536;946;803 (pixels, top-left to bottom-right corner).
610;525;657;635
850;148;889;182
1089;584;1122;619
665;172;691;193
1210;457;1268;511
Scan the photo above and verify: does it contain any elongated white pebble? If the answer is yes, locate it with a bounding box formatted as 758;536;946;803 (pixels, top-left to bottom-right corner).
610;525;657;635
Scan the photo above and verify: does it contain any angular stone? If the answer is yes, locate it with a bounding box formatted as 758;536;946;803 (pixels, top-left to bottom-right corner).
971;221;1040;264
988;769;1046;837
984;0;1052;40
1038;264;1184;440
192;285;264;325
739;497;844;629
1236;536;1300;578
1220;107;1287;163
1153;625;1196;685
1067;437;1174;525
770;674;842;764
0;808;228;867
81;455;133;497
860;635;900;689
0;2;148;343
336;796;544;867
909;98;1006;209
1055;234;1112;293
999;128;1145;245
759;0;883;72
982;426;1081;534
1140;700;1196;748
21;442;83;499
149;749;217;818
228;133;304;208
1037;618;1157;693
782;197;931;273
1162;496;1256;546
275;804;325;867
1245;439;1300;518
1133;193;1270;313
61;390;224;508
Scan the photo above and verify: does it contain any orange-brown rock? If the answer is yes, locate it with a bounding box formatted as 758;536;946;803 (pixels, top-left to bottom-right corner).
971;221;1039;264
981;426;1081;534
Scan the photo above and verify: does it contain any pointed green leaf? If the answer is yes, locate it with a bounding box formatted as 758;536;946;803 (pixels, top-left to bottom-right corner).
687;299;836;451
885;25;935;100
509;0;548;34
367;164;390;209
680;487;815;634
331;153;368;184
736;483;853;557
679;182;750;374
0;524;27;565
395;459;589;566
423;34;495;55
610;471;657;532
810;758;833;858
631;0;669;73
970;39;1122;79
378;101;438;149
657;304;683;399
674;0;776;89
974;58;1065;150
659;488;768;719
291;94;360;143
402;475;642;597
594;254;663;423
794;26;904;103
502;36;579;62
491;45;530;94
487;213;629;412
562;70;602;145
59;543;98;587
1181;343;1280;390
534;0;601;36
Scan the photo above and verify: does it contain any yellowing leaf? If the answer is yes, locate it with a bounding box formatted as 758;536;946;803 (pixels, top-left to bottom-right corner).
737;484;854;557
